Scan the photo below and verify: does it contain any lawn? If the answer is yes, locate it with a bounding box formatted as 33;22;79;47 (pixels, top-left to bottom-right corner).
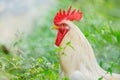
0;0;120;80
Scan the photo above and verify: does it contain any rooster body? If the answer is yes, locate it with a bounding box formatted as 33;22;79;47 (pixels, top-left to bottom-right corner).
52;6;120;80
59;20;120;80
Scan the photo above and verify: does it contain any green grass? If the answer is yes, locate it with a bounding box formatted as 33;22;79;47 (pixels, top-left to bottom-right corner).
0;0;120;80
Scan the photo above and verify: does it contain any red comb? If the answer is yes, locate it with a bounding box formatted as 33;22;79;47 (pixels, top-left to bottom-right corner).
54;6;82;25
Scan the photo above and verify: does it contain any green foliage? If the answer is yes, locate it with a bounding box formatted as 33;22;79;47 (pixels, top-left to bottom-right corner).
55;47;63;52
98;77;103;80
0;0;120;80
66;42;75;50
66;42;71;45
107;67;113;75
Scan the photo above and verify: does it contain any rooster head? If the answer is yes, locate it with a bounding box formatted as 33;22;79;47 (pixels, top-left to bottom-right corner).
52;6;82;46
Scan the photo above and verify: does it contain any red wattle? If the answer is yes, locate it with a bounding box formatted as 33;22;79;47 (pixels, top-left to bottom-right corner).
55;28;69;46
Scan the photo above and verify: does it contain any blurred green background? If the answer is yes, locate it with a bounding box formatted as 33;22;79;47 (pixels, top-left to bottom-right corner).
0;0;120;80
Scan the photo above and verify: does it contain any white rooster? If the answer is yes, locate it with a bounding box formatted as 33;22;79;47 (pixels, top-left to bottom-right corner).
52;6;120;80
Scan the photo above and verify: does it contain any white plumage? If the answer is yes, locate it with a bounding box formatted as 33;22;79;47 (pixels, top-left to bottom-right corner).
58;20;120;80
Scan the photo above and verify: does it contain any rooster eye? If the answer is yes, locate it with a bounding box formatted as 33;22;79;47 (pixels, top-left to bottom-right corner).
62;23;66;26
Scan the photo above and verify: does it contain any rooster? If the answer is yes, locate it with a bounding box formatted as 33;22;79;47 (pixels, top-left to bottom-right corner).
52;6;120;80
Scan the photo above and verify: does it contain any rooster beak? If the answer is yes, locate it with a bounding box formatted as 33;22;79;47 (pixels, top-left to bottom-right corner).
51;25;59;30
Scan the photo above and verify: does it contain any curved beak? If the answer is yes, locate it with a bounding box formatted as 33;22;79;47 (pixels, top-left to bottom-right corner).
51;25;59;30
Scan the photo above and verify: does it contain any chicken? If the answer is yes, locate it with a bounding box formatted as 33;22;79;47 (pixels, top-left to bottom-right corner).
52;6;120;80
